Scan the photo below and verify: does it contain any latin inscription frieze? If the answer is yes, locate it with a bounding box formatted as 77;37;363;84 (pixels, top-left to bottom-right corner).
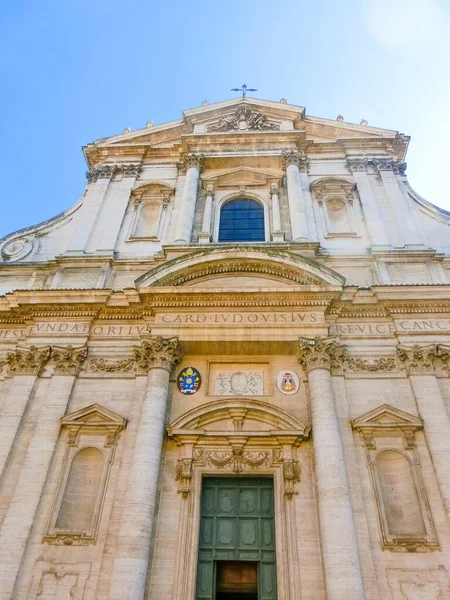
155;311;321;325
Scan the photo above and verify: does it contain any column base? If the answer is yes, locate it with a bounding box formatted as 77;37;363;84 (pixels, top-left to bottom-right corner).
271;231;285;242
198;232;211;243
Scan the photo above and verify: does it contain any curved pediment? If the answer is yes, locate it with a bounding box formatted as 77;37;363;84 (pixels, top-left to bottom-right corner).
167;398;309;438
136;247;345;289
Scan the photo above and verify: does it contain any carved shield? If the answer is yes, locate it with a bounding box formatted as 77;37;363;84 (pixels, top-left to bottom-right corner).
230;371;248;394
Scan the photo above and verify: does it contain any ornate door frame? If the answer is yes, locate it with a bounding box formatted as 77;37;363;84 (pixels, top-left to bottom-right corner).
166;398;310;600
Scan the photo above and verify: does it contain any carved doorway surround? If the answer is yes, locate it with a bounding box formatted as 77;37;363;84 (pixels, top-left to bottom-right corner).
166;399;310;600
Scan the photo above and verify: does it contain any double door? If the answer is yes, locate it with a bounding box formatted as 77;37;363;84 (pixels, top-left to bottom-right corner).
196;477;277;600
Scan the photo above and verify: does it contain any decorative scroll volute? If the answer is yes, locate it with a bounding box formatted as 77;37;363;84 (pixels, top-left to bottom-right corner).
4;345;51;376
52;345;87;376
176;153;204;174
297;337;346;374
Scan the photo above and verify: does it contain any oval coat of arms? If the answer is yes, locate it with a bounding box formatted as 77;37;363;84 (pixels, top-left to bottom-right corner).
276;371;300;395
177;366;201;394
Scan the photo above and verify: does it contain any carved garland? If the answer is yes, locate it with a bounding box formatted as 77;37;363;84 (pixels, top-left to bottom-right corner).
89;336;182;374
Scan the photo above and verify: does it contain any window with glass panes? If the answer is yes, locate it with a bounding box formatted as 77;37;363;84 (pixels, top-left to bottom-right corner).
218;199;265;242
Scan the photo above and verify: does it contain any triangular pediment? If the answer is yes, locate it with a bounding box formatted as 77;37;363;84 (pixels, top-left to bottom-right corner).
351;404;423;431
202;166;279;188
61;403;127;429
83;97;408;168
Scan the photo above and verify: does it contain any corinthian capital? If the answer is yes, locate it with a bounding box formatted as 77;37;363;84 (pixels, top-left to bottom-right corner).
134;336;182;372
5;345;51;376
282;150;309;172
346;157;369;173
372;157;407;174
121;163;142;177
177;153;204;175
52;345;87;376
297;337;347;374
397;344;437;375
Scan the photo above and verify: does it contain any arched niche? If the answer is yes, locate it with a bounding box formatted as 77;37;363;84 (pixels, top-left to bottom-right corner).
129;182;173;241
55;447;104;531
44;404;126;545
166;398;310;600
376;449;426;537
310;177;357;237
352;404;438;552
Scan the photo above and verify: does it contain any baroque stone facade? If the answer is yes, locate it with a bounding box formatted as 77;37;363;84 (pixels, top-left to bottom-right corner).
1;97;450;599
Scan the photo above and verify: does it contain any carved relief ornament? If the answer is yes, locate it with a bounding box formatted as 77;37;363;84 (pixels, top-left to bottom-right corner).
89;336;182;374
282;149;310;172
86;163;142;183
176;153;204;174
206;104;280;132
346;156;407;175
397;344;438;375
52;345;87;376
3;345;51;376
297;336;346;374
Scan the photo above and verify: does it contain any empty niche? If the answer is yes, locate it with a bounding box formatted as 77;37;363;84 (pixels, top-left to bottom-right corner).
44;404;126;545
325;197;352;233
134;202;161;238
376;450;426;538
55;447;104;532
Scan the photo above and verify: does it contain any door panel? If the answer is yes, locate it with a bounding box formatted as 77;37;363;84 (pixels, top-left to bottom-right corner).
195;477;277;600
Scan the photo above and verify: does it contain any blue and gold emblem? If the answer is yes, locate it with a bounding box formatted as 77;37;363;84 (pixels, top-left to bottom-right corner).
177;366;201;394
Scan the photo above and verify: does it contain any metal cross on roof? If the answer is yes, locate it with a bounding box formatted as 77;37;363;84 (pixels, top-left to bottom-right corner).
231;84;258;98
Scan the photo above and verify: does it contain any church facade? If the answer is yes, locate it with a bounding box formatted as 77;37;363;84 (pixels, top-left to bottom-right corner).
1;97;450;600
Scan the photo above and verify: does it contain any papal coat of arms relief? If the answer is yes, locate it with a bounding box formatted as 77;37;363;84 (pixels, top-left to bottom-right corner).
214;370;263;396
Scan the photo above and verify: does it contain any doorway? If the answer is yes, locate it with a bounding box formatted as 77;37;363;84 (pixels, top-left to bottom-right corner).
215;560;258;599
195;477;277;600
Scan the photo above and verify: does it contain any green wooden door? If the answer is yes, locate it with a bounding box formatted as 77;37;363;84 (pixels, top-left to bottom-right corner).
196;477;277;600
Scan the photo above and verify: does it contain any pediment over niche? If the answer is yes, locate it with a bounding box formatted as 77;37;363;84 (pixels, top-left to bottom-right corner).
136;247;345;289
351;404;423;433
61;403;127;430
167;398;310;441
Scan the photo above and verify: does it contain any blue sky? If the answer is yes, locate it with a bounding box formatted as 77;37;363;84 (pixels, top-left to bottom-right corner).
1;0;449;239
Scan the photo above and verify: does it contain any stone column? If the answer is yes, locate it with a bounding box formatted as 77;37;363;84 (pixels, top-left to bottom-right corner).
0;346;87;600
96;164;142;253
373;158;423;247
346;158;389;247
297;337;365;600
270;183;285;242
174;154;203;243
0;345;51;479
66;165;117;254
109;337;182;600
198;183;214;243
398;344;450;514
282;150;309;241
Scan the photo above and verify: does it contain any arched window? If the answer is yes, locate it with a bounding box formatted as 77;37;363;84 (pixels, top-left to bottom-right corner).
376;450;426;537
218;199;265;242
55;447;104;532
